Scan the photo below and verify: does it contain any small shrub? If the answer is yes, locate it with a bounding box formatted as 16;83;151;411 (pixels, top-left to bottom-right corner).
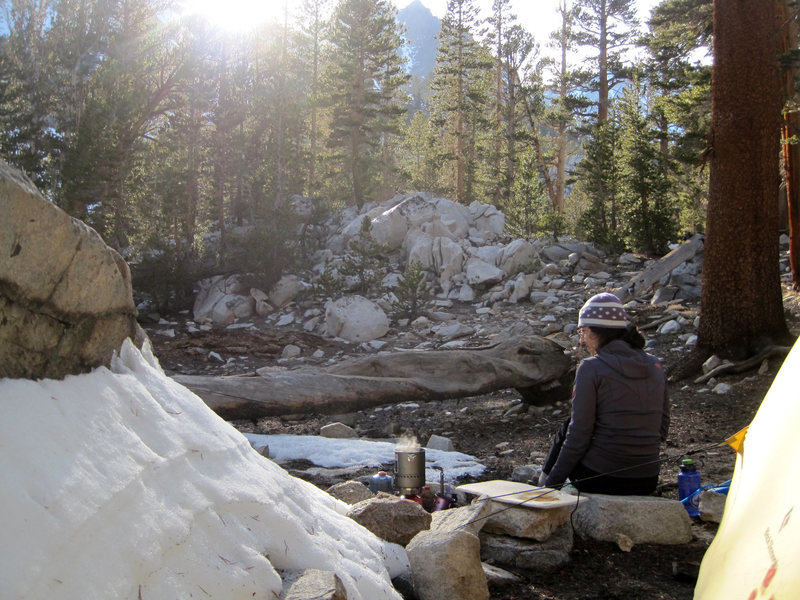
340;216;389;294
309;258;346;300
130;238;209;313
391;260;432;321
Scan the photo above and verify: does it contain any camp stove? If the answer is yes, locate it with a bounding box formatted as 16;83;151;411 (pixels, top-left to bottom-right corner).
393;447;426;496
392;447;458;511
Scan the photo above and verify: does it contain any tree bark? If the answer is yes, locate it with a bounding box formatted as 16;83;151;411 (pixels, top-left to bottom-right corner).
597;0;609;124
783;113;800;290
174;335;572;421
777;0;800;290
696;0;792;359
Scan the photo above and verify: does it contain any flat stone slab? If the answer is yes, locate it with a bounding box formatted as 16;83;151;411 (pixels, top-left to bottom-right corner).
572;493;692;545
430;497;493;536
480;523;573;572
482;500;572;541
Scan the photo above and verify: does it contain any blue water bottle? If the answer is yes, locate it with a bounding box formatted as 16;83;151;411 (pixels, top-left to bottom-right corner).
678;458;701;517
369;471;394;494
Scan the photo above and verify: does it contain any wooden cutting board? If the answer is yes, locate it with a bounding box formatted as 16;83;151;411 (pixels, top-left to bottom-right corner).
455;480;586;509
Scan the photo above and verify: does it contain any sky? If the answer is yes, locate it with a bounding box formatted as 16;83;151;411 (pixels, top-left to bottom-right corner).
392;0;663;33
392;0;663;55
186;0;662;42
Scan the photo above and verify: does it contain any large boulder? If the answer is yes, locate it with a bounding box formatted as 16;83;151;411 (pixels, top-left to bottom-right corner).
432;237;465;294
269;275;302;308
193;275;256;326
346;495;432;546
0;161;142;379
481;501;572;542
465;258;504;288
324;295;389;342
426;197;471;240
571;493;693;545
468;201;504;239
498;239;538;276
407;529;489;600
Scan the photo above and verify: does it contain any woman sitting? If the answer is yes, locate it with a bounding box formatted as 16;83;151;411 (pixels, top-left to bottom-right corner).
540;293;670;495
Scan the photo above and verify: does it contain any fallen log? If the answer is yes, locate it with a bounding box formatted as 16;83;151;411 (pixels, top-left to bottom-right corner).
173;334;572;420
614;234;704;303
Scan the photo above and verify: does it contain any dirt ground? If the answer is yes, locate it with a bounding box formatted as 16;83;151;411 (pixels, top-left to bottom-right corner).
146;292;800;600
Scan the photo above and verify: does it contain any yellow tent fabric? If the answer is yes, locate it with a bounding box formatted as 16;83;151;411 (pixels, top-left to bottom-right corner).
694;341;800;599
724;426;748;455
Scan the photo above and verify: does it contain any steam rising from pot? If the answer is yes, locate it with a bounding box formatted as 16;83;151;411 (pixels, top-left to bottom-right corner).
394;434;421;451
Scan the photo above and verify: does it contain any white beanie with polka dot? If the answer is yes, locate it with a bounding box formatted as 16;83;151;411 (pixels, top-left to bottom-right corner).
578;293;628;329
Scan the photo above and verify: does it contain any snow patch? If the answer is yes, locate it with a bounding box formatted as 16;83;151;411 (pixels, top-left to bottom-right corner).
0;339;405;600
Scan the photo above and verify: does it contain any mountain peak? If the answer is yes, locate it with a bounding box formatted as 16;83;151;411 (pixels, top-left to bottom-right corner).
397;0;441;80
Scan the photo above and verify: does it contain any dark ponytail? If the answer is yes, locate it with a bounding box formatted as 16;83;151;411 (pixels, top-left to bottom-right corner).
589;324;646;350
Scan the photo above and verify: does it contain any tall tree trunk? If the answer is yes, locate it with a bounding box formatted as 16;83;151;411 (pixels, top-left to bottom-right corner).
456;41;465;204
696;0;791;359
185;126;199;253
597;0;609;124
778;0;800;290
522;96;557;206
555;1;569;213
493;3;504;206
274;3;289;211
309;31;319;197
783;114;800;290
506;64;517;205
351;130;363;208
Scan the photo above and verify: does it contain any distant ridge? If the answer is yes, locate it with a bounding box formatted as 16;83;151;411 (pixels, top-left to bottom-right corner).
397;0;440;80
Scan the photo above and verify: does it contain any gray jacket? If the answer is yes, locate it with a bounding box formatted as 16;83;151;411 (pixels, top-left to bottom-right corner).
545;339;670;486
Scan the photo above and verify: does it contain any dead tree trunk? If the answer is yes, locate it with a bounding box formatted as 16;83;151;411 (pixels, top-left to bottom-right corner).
613;234;705;303
174;335;572;421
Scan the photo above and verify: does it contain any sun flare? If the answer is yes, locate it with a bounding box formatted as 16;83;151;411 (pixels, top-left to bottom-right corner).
185;0;288;32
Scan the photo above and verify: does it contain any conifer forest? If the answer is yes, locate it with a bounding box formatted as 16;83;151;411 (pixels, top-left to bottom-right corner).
0;0;767;306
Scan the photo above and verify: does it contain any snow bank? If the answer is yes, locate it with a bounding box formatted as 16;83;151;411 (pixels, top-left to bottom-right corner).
245;433;486;483
0;340;406;600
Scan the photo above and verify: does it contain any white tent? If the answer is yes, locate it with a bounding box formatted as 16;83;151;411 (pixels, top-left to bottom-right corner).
695;340;800;598
0;340;406;600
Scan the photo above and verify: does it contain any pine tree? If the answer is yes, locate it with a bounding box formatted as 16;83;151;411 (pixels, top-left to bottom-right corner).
0;0;119;194
297;0;330;198
60;0;184;248
325;0;409;208
485;0;533;211
695;0;792;359
575;118;624;251
430;0;491;204
572;0;639;124
617;75;675;254
642;0;712;234
399;106;441;192
540;0;586;214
